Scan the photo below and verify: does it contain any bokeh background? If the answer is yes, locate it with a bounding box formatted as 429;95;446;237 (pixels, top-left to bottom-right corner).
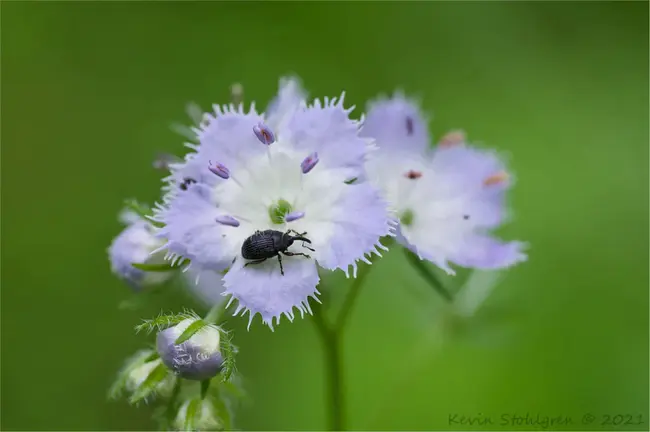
2;2;648;431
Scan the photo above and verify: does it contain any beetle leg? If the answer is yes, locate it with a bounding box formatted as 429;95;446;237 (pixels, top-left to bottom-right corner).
282;251;311;259
244;258;268;268
287;229;308;237
276;254;284;276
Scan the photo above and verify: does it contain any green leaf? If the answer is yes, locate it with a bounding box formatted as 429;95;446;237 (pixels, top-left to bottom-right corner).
129;362;170;404
344;177;358;185
135;310;200;334
218;329;237;383
184;398;202;432
174;319;208;345
131;261;188;272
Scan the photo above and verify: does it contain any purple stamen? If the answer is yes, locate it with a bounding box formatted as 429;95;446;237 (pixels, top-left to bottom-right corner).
208;161;230;179
253;123;275;145
300;152;319;174
285;211;305;222
215;215;240;227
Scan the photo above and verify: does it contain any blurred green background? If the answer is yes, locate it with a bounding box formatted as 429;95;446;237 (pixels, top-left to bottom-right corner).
2;2;648;431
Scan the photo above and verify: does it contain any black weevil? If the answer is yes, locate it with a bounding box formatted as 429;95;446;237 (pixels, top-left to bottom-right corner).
241;229;315;275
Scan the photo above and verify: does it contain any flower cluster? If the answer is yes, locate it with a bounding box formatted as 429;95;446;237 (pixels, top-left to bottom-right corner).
108;78;526;331
106;76;527;431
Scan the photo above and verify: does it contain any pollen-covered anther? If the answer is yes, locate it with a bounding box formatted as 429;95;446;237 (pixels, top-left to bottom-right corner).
439;130;466;147
300;152;319;174
404;170;423;180
285;211;305;222
216;215;240;227
483;171;509;186
253;122;276;145
208;161;230;179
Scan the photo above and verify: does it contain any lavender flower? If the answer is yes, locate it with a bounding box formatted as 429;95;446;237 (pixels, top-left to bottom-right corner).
154;82;393;329
107;210;172;289
360;93;527;275
156;319;224;380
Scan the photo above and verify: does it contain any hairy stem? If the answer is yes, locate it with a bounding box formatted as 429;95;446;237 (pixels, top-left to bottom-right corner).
403;249;454;303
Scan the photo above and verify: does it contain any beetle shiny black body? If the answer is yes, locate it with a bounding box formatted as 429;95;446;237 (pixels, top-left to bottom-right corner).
241;229;315;275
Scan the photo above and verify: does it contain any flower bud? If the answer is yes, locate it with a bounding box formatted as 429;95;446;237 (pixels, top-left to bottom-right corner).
108;213;171;290
156;319;223;381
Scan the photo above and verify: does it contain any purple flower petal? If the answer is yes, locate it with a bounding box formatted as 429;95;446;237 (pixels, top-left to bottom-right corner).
306;182;394;277
182;268;226;307
265;76;307;130
174;106;265;188
360;93;431;155
153;191;242;271
283;94;368;175
223;255;320;330
448;234;527;269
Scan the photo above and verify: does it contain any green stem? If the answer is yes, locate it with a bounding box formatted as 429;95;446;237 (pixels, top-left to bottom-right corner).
312;262;375;431
403;249;454;303
312;312;344;431
335;263;373;331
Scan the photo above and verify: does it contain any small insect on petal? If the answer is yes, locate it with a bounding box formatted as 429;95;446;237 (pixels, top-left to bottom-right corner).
208;161;230;179
253;123;276;145
285;211;305;222
300;152;319;174
483;171;509;186
216;215;241;227
404;170;423;180
439;130;466;148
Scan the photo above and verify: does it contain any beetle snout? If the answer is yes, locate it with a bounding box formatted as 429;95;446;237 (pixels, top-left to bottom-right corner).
294;236;312;244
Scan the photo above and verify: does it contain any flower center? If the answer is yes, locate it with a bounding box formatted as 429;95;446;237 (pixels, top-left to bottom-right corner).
268;199;293;225
400;209;414;226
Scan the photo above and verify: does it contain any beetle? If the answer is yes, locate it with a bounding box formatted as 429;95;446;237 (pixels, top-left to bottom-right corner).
241;229;315;276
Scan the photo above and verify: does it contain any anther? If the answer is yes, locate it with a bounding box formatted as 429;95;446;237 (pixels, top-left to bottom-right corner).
230;83;244;106
300;152;319;174
439;130;466;147
179;177;197;190
404;170;423;180
208;161;230;179
483;171;509;186
253;123;275;145
285;211;305;222
215;215;240;227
